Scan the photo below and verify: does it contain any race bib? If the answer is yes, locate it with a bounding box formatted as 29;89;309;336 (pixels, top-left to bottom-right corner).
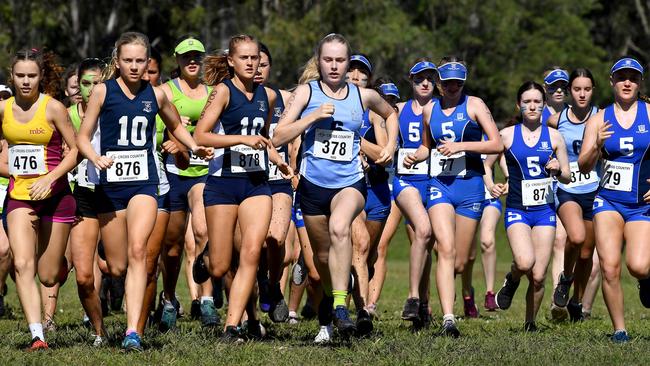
313;129;354;162
397;148;429;175
189;150;209;166
77;160;95;189
106;150;149;182
484;184;492;200
566;162;598;188
9;145;46;176
0;184;6;209
230;145;266;173
522;178;553;206
268;152;286;181
600;160;633;192
429;151;466;177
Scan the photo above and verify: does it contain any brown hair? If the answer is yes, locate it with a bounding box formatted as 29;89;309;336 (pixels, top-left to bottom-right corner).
204;34;258;86
505;81;547;127
298;56;319;84
102;32;151;81
10;48;64;97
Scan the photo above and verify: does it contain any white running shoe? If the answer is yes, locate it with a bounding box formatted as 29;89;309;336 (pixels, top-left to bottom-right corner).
92;334;106;347
314;324;334;344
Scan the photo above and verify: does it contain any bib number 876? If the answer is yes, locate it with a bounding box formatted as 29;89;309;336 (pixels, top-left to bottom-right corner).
114;161;141;177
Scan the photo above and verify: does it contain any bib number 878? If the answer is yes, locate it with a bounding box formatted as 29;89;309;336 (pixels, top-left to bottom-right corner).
239;153;260;168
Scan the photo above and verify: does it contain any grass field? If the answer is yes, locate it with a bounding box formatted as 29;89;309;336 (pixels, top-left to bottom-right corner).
1;218;650;365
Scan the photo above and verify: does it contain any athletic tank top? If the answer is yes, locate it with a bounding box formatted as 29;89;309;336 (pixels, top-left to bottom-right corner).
299;81;364;188
396;99;428;181
429;95;484;178
208;79;269;178
359;110;388;186
268;86;290;185
89;79;160;186
69;103;82;131
505;123;555;210
599;101;650;204
67;103;94;189
164;79;212;177
556;106;599;194
3;95;68;200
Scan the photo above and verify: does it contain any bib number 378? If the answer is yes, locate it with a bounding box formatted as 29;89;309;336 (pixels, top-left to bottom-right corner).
314;129;354;161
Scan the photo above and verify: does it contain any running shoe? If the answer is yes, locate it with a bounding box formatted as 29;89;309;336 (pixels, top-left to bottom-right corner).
121;332;143;352
212;277;224;309
314;325;334;344
242;319;266;340
524;321;538;332
416;301;432;329
484;291;497;311
190;299;201;320
318;296;334;326
221;326;244;343
638;277;650;308
159;301;177;332
401;297;420;321
333;306;356;337
496;272;520;310
611;330;629;343
550;303;568;322
292;255;307;286
269;284;289;323
258;279;271;313
110;276;125;312
581;310;592;320
92;334;106;347
27;337;48;351
82;313;91;328
366;303;378;319
463;287;479;318
355;309;373;337
43;317;56;333
567;300;583;322
200;300;220;327
553;272;573;307
288;311;299;324
440;318;460;338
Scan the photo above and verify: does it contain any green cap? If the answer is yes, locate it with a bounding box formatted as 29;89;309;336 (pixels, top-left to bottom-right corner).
174;38;205;55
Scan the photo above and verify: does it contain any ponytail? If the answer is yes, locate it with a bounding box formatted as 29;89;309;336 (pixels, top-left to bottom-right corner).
102;32;151;81
10;48;64;97
203;53;230;86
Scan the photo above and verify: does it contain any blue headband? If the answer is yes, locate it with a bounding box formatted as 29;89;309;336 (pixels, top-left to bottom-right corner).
611;57;644;75
437;62;467;81
379;83;400;98
409;61;437;75
544;69;569;85
350;55;372;72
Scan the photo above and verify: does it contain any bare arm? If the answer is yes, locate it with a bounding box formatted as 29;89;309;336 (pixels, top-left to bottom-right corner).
461;97;503;154
550;128;571;184
546;111;560;129
362;88;398;165
578;110;610;174
77;83;108;168
404;103;432;167
155;87;210;156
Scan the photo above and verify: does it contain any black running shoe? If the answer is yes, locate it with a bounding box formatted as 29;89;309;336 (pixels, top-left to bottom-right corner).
221;325;244;343
242;319;265;340
412;301;431;330
567;300;583;322
258;279;271;313
99;274;110;316
333;306;356;337
192;245;210;284
318;296;334;326
639;277;650;308
355;309;373;337
553;272;573;307
401;297;420;321
110;276;125;312
190;299;201;320
440;319;460;338
496;272;520;310
524;321;538;332
269;283;289;323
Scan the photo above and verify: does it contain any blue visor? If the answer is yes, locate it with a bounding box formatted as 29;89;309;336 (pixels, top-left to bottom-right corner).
350;55;372;72
544;69;569;85
437;62;467;81
409;61;437;75
611;57;644;75
379;83;400;98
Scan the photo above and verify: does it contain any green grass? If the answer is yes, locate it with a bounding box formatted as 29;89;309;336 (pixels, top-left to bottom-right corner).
1;222;650;365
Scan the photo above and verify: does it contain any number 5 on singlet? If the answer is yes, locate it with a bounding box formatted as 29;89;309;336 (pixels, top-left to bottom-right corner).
314;129;354;161
9;145;46;176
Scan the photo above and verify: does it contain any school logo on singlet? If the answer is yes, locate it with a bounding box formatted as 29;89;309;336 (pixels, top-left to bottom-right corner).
472;203;482;212
142;101;153;113
456;113;464;121
539;141;551;151
274;107;282;118
637;125;647;134
29;127;46;135
351;108;362;122
258;101;267;112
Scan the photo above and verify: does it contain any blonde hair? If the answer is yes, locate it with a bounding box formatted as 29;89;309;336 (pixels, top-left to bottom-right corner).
204;34;258;86
298;56;319;84
314;33;351;79
102;32;151;81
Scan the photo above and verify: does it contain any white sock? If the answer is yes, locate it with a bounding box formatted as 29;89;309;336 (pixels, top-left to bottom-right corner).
200;296;213;304
29;323;44;341
442;314;455;323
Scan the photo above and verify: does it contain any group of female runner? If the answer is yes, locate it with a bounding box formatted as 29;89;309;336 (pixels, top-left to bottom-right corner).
0;29;648;351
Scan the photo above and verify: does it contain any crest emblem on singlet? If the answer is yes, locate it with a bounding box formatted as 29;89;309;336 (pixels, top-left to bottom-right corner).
540;141;550;150
258;101;267;112
637;124;647;134
456;113;464;120
142;101;153;113
351;109;362;122
274;107;282;118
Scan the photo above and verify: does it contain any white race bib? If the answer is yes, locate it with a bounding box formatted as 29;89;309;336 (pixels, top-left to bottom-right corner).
600;160;633;192
268;152;286;181
189;150;209;166
522;178;554;206
230;145;266;173
397;148;429;175
106;150;149;182
313;129;354;161
77;160;95;189
9;145;46;176
429;151;466;177
566;161;598;188
0;184;6;210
